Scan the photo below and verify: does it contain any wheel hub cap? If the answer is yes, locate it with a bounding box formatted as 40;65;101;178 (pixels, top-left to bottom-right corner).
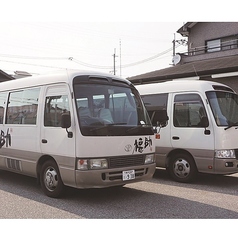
45;168;58;191
174;159;190;178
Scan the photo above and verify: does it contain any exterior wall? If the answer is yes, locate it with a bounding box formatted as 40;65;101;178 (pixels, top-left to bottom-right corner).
188;22;238;49
178;23;238;93
180;22;238;64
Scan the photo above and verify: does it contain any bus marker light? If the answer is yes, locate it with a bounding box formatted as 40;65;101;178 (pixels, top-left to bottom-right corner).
155;134;160;139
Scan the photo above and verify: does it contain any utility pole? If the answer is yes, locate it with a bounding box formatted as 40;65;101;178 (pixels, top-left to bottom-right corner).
112;48;117;75
172;33;176;56
172;33;188;56
119;39;122;77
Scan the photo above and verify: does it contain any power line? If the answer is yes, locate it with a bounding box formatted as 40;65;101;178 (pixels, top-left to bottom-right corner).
70;45;181;69
0;43;182;72
0;58;67;70
68;57;112;69
0;53;67;60
120;46;178;68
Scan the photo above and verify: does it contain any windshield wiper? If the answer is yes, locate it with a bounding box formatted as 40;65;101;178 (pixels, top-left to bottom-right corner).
224;122;238;130
89;123;126;132
126;124;152;134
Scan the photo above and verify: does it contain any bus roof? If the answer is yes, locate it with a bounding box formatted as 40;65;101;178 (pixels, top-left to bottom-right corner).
0;69;131;92
136;80;234;95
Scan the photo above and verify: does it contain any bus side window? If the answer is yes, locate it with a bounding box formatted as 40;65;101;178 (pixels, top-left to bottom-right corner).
0;92;7;124
174;93;207;128
44;95;70;127
141;93;168;127
6;88;40;125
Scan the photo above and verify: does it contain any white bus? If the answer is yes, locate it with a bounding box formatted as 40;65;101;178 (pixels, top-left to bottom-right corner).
0;70;155;197
136;80;238;182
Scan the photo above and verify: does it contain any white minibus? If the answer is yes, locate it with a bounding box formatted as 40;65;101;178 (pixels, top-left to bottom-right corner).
136;80;238;182
0;69;155;197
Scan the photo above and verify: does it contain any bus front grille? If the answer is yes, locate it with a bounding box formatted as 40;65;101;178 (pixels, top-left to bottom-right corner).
108;155;144;169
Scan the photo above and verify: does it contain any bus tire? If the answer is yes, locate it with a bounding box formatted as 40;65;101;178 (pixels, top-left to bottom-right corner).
168;153;197;183
40;160;65;198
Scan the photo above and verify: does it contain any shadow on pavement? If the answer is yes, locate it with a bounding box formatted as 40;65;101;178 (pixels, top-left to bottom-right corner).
0;169;238;218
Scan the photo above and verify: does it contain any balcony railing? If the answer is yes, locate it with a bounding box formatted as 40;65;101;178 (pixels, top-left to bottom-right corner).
181;40;238;56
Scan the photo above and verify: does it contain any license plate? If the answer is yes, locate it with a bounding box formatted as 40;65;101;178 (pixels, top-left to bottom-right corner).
122;170;135;181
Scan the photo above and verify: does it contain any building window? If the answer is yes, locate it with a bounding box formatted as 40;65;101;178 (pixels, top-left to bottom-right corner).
206;35;238;53
207;39;221;52
221;37;238;50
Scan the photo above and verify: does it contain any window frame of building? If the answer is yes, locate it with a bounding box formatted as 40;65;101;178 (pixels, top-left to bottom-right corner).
206;35;238;53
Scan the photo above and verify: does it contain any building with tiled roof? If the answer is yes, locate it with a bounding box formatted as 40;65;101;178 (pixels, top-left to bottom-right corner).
129;22;238;92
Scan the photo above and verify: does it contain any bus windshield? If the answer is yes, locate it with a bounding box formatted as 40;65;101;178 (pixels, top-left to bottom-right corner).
74;81;153;136
206;91;238;127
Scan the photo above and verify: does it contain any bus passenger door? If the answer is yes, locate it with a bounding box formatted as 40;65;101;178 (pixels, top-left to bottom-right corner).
171;92;215;172
40;85;75;185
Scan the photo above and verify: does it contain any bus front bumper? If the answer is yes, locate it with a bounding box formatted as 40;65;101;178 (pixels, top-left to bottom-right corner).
75;163;156;188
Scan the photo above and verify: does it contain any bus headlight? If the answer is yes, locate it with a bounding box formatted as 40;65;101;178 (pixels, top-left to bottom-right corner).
215;149;236;158
144;154;155;164
77;158;108;170
89;159;108;169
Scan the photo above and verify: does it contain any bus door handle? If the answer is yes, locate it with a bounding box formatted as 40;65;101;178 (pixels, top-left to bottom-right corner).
42;139;48;143
172;136;180;140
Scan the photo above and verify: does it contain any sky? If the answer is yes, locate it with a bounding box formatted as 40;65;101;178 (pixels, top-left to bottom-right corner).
0;22;187;78
0;1;236;79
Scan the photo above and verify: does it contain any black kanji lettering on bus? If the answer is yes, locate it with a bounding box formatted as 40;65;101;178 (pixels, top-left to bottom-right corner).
0;129;11;149
134;136;152;153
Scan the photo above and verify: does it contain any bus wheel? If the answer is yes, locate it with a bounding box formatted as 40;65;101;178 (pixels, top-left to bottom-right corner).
168;153;197;183
40;160;64;198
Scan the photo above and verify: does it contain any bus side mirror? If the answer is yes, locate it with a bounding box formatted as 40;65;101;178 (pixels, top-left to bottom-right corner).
200;116;209;128
61;113;71;128
200;116;210;135
61;113;73;138
154;110;169;128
